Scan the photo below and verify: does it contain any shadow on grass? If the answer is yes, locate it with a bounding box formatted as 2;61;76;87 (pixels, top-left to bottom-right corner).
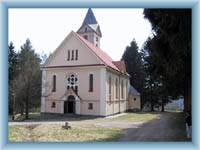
10;111;162;122
119;112;190;142
39;113;104;122
9;112;104;122
10;111;159;123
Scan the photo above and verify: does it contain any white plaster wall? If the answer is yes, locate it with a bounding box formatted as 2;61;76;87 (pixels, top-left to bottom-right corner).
45;100;62;114
105;69;130;115
41;70;46;112
120;101;127;112
114;101;120;113
75;100;81;115
128;95;141;110
100;68;106;116
80;101;100;116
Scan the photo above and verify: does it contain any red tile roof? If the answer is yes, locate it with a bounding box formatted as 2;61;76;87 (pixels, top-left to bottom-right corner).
112;61;126;73
75;32;123;72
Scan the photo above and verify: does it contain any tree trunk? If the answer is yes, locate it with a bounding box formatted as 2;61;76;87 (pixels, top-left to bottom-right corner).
20;108;24;116
150;90;154;111
184;89;191;112
20;103;24;116
151;102;154;111
184;77;191;112
161;100;165;112
141;94;145;110
25;97;29;119
25;80;30;119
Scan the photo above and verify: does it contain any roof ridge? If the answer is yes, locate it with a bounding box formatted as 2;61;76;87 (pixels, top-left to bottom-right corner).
73;32;120;71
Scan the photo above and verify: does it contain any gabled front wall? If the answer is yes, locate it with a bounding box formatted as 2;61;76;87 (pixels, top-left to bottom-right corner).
46;32;103;67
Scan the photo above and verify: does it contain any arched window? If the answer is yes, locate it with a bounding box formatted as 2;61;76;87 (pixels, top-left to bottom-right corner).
67;50;70;61
109;76;112;101
75;49;78;60
89;74;93;92
126;80;128;99
52;75;56;92
115;78;118;99
121;80;124;99
71;50;74;60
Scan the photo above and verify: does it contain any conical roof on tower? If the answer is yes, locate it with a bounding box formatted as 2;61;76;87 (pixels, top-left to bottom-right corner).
82;8;98;25
77;8;102;43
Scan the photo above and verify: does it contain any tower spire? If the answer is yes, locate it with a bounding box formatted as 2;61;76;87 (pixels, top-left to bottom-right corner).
77;8;102;48
82;8;98;25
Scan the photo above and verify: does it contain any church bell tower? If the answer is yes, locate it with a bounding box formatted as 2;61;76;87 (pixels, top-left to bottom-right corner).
77;8;102;48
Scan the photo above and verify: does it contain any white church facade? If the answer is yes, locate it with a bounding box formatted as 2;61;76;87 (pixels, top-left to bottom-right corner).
41;9;139;116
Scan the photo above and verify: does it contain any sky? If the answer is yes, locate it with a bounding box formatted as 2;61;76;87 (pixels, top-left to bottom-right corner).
8;8;152;61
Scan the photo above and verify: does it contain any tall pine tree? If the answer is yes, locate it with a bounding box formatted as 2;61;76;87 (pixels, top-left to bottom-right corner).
8;42;18;115
17;39;41;119
143;9;191;112
122;39;146;108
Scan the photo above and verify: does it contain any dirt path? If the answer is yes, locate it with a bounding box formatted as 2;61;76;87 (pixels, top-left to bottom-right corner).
119;112;187;141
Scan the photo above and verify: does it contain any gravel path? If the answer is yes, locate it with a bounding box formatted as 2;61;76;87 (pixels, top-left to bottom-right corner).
96;121;145;129
119;112;187;141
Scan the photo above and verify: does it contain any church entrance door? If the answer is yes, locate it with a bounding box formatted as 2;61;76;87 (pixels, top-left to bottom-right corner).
64;95;75;113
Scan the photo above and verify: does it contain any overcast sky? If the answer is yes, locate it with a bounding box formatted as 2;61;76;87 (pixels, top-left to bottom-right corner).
8;8;152;60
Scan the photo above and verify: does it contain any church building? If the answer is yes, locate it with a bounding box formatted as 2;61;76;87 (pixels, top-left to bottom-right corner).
41;8;132;116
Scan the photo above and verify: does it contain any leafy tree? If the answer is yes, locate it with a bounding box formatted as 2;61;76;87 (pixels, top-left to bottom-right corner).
143;9;191;112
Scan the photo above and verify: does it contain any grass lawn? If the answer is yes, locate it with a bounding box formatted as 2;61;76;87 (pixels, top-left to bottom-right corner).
9;124;122;142
9;112;40;121
10;112;159;122
103;112;158;122
65;112;159;123
8;112;159;142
